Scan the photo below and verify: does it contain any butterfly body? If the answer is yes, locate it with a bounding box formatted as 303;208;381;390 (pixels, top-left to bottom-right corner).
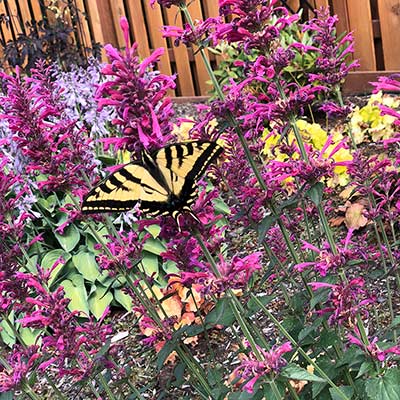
82;141;222;218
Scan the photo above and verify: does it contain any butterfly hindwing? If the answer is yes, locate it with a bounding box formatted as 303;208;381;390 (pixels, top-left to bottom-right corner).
81;141;222;216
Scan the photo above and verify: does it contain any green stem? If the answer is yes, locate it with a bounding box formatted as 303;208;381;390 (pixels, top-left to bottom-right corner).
250;294;350;400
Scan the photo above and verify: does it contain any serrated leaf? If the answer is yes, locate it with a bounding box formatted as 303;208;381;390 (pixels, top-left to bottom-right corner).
390;316;400;328
72;252;100;282
205;298;235;327
365;369;400;400
213;197;230;214
55;224;80;252
329;386;354;400
356;361;374;378
88;285;113;319
0;391;14;400
307;182;324;206
281;364;325;382
246;295;274;315
61;275;89;315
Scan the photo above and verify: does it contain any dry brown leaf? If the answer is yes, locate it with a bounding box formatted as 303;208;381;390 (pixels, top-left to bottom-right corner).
345;202;368;230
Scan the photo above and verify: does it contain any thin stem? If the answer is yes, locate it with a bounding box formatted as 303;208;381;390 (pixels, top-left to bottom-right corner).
250;294;351;400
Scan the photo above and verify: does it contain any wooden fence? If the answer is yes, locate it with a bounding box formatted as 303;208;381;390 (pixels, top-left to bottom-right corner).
0;0;399;95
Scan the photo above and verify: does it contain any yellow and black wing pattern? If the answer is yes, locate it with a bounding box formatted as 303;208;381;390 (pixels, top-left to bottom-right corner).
81;141;222;217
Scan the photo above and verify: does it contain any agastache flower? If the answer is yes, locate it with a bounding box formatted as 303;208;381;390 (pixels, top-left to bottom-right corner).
96;17;176;158
309;278;375;327
0;62;96;196
17;270;114;381
150;0;184;8
217;0;298;53
0;345;40;393
232;341;292;394
347;327;400;362
301;7;360;86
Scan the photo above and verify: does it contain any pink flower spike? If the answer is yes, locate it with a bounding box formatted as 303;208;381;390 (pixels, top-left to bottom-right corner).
139;48;164;75
120;17;130;48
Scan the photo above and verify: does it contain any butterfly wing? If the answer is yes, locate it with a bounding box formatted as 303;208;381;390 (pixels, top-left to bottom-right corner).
81;163;170;214
153;140;223;207
81;141;222;216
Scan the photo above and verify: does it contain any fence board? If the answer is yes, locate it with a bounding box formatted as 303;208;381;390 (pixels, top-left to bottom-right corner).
346;0;376;71
377;0;400;70
165;7;194;96
187;1;211;95
0;0;399;95
6;0;22;36
30;0;42;23
108;0;127;49
0;1;14;44
74;0;92;51
143;1;173;82
125;1;151;59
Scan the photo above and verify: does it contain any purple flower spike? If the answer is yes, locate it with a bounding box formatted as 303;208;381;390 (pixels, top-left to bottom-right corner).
96;19;176;158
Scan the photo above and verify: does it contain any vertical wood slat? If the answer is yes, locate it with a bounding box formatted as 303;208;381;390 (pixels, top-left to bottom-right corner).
125;1;151;59
165;7;194;96
0;1;14;44
74;0;93;50
377;0;400;70
331;0;350;37
29;0;43;23
187;1;211;95
108;0;127;49
345;0;376;71
143;1;174;86
84;0;115;60
313;0;330;9
6;0;22;37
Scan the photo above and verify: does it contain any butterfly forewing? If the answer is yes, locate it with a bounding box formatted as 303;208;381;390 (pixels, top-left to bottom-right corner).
82;164;169;213
153;141;222;182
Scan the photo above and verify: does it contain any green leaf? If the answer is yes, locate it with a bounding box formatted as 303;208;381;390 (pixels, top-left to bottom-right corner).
205;298;235;327
365;368;400;400
356;361;374;379
213;197;231;214
55;224;80;252
19;327;41;346
114;288;132;311
61;275;90;315
88;285;113;319
0;312;16;346
157;339;177;370
257;215;277;244
41;249;70;286
0;391;14;400
306;182;324;206
72;252;100;282
140;252;160;277
329;386;354;400
390;316;400;328
145;224;161;238
281;364;325;382
310;288;330;309
246;295;274;316
143;237;166;255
